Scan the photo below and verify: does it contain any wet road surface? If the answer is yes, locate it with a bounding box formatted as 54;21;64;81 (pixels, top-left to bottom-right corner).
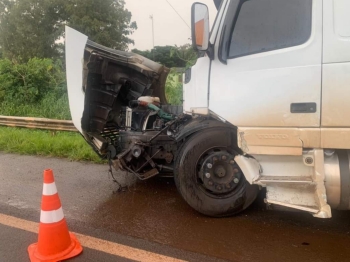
0;152;350;261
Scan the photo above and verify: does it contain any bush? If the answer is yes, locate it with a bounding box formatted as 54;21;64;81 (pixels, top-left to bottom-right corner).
165;72;183;105
0;58;70;119
0;58;66;104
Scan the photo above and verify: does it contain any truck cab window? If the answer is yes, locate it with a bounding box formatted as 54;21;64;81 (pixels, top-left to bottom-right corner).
228;0;312;59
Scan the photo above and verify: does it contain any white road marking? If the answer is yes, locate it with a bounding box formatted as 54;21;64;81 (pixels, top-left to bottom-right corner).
0;213;186;262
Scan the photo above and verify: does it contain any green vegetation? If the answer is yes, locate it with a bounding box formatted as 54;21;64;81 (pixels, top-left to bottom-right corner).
65;0;137;51
133;44;197;69
0;92;71;119
0;58;70;119
133;46;187;68
169;44;198;68
0;127;103;163
0;0;136;61
166;72;183;105
0;58;65;103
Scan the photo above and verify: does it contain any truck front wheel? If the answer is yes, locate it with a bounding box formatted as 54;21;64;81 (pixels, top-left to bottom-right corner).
174;128;259;217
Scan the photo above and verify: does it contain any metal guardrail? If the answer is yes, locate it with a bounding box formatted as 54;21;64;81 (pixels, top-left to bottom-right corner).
0;115;78;132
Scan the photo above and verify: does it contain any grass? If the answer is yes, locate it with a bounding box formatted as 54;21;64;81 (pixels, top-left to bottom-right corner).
0;92;71;120
0;127;104;163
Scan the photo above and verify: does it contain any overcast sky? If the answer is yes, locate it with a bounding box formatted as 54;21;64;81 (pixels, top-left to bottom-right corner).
124;0;217;51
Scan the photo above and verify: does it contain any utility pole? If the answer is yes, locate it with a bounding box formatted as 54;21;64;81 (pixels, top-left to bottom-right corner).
150;15;155;60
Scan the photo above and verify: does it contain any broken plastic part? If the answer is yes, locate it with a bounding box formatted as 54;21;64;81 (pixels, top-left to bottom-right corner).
234;155;262;184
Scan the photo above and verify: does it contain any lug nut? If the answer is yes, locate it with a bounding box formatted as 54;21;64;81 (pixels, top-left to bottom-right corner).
207;163;213;169
205;173;211;178
213;157;218;162
208;181;213;186
233;168;239;173
226;184;231;189
222;155;227;160
234;178;239;184
230;160;235;165
216;185;222;191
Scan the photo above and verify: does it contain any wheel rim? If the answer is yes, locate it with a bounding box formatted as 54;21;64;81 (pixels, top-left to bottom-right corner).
197;149;243;197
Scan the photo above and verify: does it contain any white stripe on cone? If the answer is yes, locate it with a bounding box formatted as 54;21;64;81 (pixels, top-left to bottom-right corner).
40;207;64;223
42;182;58;196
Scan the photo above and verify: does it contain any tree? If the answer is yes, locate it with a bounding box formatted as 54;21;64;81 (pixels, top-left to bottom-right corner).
0;0;66;61
0;0;137;61
64;0;137;50
132;45;187;68
170;44;198;68
132;44;198;69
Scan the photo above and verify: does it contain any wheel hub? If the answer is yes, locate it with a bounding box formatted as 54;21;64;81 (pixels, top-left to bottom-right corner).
199;151;243;195
214;166;226;178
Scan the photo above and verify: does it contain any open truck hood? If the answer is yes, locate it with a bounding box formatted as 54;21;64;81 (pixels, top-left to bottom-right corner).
65;26;169;137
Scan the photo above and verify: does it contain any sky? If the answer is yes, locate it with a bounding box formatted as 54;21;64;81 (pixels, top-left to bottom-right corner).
124;0;218;51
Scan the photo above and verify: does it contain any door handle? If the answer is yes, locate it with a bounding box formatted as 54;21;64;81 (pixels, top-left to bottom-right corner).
290;103;316;113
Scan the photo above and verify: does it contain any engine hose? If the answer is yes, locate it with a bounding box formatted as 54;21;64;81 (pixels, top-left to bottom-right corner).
147;103;174;121
129;100;174;121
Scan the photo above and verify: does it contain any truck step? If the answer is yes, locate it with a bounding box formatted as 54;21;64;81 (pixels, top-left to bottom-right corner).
256;176;314;184
265;199;319;213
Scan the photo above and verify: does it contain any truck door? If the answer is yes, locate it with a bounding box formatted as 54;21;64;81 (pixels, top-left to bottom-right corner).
209;0;322;127
322;0;350;127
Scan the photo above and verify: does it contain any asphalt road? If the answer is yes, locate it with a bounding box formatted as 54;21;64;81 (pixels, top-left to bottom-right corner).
0;152;350;262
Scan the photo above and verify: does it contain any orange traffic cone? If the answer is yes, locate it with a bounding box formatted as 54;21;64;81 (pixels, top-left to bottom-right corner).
28;169;83;262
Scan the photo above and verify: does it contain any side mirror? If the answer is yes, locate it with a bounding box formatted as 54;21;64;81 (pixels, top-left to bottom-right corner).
191;3;210;51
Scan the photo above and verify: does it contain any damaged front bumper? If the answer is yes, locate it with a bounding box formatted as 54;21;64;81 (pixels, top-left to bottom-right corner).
65;26;184;178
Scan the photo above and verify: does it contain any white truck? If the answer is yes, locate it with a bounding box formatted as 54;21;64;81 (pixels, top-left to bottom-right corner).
65;0;350;218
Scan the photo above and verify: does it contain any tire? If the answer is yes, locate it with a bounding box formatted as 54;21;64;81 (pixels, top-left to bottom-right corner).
174;128;259;217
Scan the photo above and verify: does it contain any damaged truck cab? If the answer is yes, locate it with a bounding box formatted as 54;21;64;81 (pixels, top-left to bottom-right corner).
66;0;350;218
